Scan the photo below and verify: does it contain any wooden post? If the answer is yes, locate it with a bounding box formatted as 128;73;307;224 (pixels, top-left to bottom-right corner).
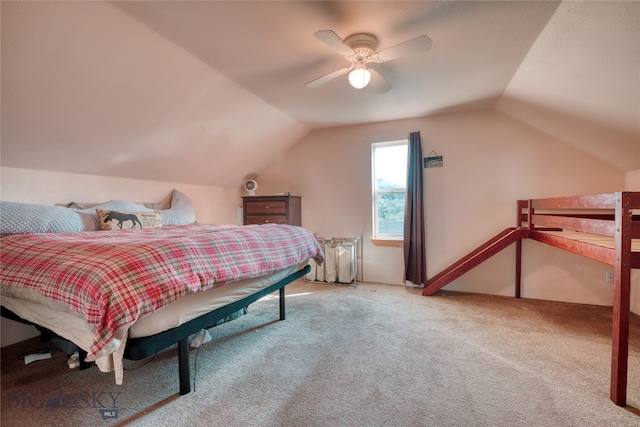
610;192;632;406
515;239;522;299
514;200;528;299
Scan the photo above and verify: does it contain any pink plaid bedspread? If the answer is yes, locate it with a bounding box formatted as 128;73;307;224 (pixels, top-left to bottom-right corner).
0;224;323;360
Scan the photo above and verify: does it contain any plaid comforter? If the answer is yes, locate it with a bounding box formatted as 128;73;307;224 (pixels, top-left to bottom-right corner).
0;224;323;360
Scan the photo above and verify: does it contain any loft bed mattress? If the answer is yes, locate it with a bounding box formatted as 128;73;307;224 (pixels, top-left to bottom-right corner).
536;230;640;254
529;229;640;268
536;230;640;251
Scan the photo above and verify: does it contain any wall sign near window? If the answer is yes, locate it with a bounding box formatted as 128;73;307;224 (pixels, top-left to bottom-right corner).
424;151;443;168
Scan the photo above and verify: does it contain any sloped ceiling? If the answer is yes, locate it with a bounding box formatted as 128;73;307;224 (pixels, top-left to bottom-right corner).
498;0;640;171
1;1;638;187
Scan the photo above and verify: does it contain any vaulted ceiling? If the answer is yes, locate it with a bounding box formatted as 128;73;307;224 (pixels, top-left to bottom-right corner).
113;0;561;127
1;1;638;186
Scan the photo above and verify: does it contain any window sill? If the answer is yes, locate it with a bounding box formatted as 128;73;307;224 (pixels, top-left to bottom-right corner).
371;238;403;248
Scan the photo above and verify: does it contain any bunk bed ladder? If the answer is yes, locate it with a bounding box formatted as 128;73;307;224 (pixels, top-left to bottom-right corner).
422;227;529;296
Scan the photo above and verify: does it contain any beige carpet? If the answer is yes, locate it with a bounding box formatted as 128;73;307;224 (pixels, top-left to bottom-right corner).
2;280;640;426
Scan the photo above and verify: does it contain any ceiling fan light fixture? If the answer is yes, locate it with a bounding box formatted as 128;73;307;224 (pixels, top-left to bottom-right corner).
348;64;371;89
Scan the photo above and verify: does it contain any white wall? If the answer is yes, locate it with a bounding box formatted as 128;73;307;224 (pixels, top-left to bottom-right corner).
258;109;628;306
0;166;241;346
627;170;640;191
2;2;309;188
0;167;240;225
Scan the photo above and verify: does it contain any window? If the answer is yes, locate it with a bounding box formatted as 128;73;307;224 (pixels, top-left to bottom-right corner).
372;139;408;240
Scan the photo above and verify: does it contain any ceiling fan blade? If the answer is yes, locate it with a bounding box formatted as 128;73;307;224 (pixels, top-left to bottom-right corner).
376;35;432;62
314;30;354;56
368;69;392;93
305;67;351;88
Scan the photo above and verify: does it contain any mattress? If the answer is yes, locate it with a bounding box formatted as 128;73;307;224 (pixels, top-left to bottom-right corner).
1;263;306;383
128;262;305;337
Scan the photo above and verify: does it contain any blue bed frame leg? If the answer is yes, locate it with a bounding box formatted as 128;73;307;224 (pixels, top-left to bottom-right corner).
279;287;286;321
178;338;190;395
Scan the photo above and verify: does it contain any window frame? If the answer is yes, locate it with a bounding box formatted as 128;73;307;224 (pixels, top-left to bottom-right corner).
371;139;408;242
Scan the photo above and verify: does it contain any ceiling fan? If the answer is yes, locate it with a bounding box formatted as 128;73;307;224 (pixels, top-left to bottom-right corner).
305;30;432;93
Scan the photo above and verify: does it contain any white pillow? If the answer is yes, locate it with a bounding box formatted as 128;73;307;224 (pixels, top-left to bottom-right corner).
159;189;196;225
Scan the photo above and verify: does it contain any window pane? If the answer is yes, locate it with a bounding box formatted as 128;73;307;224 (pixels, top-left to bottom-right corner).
374;145;407;190
372;140;407;239
376;192;405;235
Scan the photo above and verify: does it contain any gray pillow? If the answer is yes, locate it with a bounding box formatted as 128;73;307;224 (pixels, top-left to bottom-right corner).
0;201;84;235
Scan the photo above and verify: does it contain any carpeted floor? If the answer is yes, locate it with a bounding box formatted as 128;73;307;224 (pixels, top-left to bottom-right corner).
2;280;640;426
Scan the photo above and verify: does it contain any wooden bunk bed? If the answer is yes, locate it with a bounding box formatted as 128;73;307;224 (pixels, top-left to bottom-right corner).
423;192;640;407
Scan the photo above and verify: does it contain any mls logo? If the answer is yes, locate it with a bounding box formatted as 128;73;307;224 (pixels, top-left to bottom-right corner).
99;409;118;419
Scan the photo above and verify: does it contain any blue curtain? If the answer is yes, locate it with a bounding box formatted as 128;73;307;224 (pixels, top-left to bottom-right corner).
403;131;426;287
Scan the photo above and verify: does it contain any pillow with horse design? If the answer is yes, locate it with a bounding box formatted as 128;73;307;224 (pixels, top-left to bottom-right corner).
96;208;163;230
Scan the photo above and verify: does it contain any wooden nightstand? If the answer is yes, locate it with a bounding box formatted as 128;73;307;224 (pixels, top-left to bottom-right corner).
243;195;301;226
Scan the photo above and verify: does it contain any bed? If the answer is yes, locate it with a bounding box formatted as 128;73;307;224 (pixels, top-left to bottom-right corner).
519;192;639;407
424;191;639;406
0;192;324;395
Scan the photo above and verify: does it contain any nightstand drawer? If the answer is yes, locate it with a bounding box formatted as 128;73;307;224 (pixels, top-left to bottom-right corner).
245;215;288;225
244;201;287;215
